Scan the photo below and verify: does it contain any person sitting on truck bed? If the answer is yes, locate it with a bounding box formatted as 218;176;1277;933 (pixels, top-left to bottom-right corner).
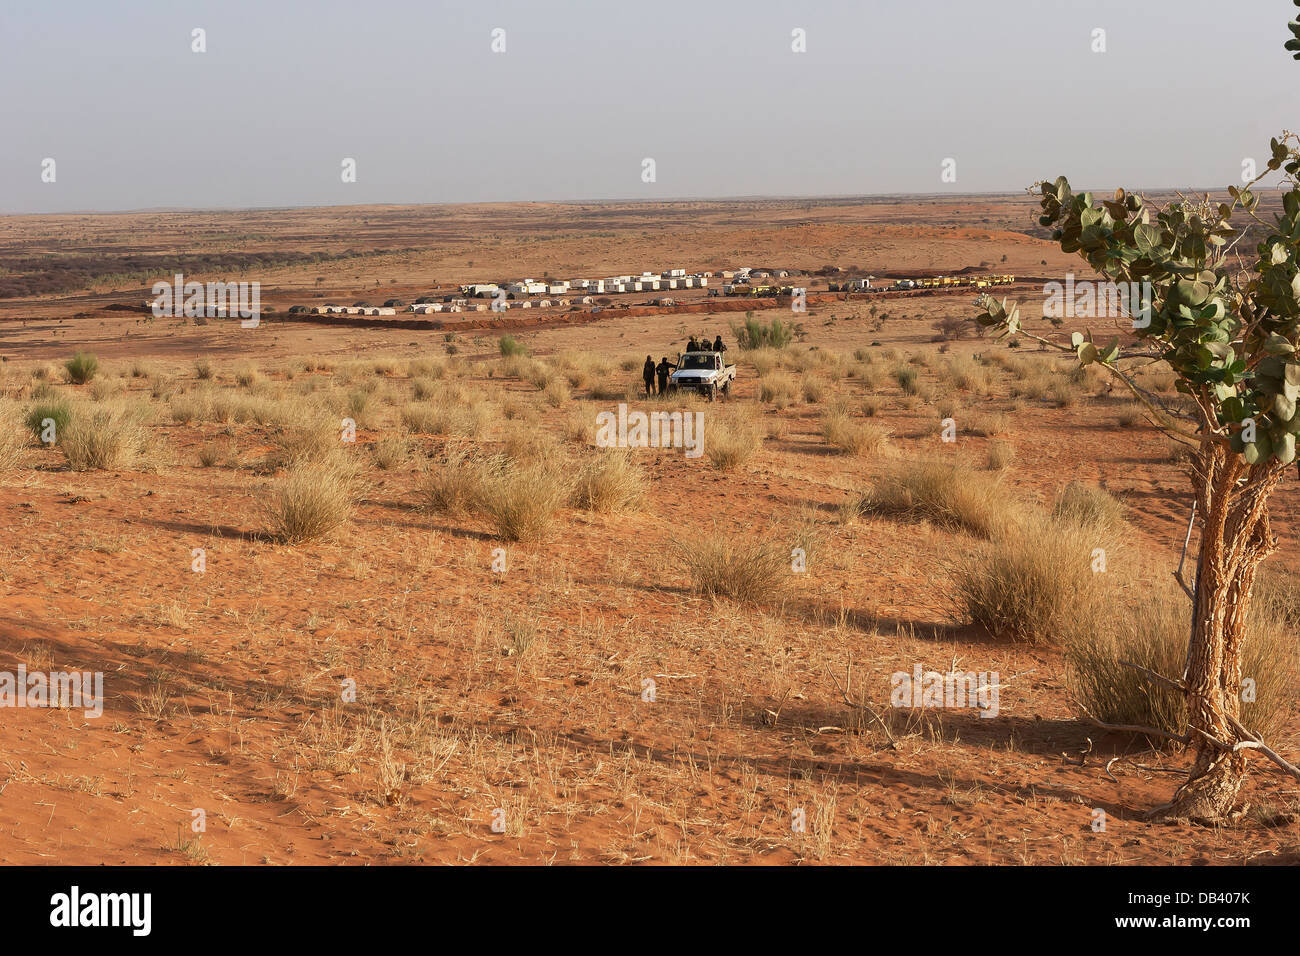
642;355;656;396
656;356;676;394
713;335;725;353
687;336;700;352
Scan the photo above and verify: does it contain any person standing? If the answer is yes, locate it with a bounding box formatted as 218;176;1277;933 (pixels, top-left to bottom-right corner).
643;355;656;396
656;355;676;395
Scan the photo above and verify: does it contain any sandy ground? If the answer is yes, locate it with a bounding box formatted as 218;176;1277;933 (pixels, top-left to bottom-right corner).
0;198;1296;865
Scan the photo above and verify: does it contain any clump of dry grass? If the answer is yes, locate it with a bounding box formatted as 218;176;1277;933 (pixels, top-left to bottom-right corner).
266;458;358;544
477;458;574;542
863;460;1014;539
1066;582;1296;745
893;365;920;395
1116;402;1144;427
821;411;890;457
264;411;340;469
501;426;563;463
371;435;411;470
705;409;762;472
801;375;826;404
60;403;147;471
401;397;488;438
986;439;1015;471
234;363;263;388
543;378;571;407
419;450;491;516
572;449;645;514
89;378;125;402
1051;481;1125;531
0;404;23;469
1256;562;1300;629
950;512;1109;644
169;391;208;424
966;410;1010;437
678;533;790;603
758;372;798;407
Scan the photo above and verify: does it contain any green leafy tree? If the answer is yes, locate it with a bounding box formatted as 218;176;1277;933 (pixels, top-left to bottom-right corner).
974;132;1300;820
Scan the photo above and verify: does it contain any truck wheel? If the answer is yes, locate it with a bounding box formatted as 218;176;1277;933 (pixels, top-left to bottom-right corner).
707;384;717;402
721;380;731;395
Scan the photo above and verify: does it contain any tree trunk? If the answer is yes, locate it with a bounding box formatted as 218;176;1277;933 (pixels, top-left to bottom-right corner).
1164;447;1279;823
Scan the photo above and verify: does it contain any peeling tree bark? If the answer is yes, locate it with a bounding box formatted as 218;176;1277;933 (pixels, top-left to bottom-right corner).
1163;445;1281;823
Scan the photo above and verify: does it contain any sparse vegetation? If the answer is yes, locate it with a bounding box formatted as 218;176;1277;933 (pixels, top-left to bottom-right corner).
64;352;99;385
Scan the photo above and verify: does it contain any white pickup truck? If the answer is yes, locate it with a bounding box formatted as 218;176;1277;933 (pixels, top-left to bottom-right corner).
669;351;736;400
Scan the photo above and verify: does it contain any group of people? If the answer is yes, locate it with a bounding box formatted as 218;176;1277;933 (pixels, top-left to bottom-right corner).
688;334;727;354
641;334;727;396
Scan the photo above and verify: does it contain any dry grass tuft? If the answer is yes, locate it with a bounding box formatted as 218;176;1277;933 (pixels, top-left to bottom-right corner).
266;458;359;544
1066;583;1297;745
821;411;890;457
1051;481;1125;531
948;511;1112;645
572;449;645;514
864;460;1014;539
705;409;762;472
477;458;573;542
60;403;147;471
678;533;790;603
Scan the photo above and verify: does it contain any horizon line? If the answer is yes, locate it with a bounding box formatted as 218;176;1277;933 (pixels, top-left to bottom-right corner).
0;184;1250;220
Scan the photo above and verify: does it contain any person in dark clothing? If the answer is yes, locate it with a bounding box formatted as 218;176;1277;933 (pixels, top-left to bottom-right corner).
656;356;676;395
687;336;699;352
642;355;656;396
713;335;725;353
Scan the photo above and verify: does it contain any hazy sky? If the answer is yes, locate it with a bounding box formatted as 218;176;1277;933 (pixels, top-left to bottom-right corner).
1;0;1295;213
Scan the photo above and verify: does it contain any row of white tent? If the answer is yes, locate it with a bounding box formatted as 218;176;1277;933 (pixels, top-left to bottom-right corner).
410;296;595;314
310;306;398;315
463;270;708;299
584;275;708;294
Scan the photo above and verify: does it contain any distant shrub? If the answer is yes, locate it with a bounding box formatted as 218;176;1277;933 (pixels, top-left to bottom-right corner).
64;352;98;385
731;315;794;350
498;335;528;357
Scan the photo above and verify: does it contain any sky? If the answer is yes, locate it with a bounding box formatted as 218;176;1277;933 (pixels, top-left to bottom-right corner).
0;0;1296;213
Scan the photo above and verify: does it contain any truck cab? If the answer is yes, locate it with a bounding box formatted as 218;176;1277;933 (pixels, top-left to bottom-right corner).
669;351;736;400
